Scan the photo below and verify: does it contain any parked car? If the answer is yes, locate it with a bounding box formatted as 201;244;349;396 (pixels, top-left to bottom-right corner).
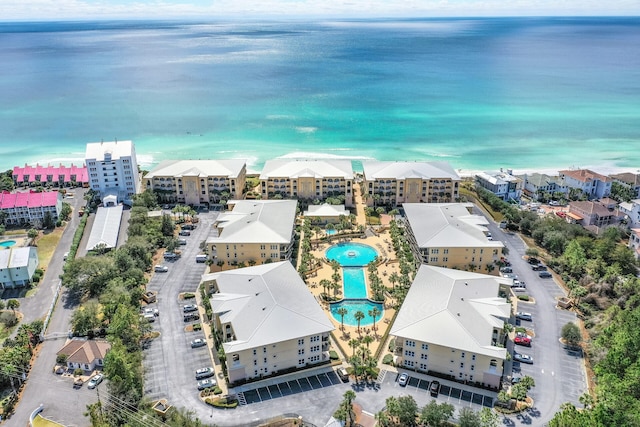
195;254;208;263
513;353;534;364
191;339;206;348
430;380;441;397
164;252;179;260
502;273;518;279
549;200;560;206
142;313;156;323
183;304;198;313
178;238;187;245
143;308;159;317
73;378;84;389
500;267;513;274
195;367;215;380
511;376;522;384
515;335;532;346
532;264;547;271
527;257;540;265
184;313;199;322
516;312;532;321
337;368;350;382
486;232;493;240
197;378;217;390
154;265;169;273
539;271;553;278
511;280;526;288
181;224;196;230
398;373;409;386
63;252;69;261
178;230;191;236
87;374;104;389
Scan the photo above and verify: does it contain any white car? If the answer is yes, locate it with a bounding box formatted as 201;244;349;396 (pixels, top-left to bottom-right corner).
87;374;104;389
154;265;169;272
513;353;533;364
516;312;532;321
191;339;206;348
195;367;215;380
398;373;409;386
197;378;217;390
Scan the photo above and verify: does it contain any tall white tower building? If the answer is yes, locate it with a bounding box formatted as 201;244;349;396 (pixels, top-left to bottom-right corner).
85;140;140;204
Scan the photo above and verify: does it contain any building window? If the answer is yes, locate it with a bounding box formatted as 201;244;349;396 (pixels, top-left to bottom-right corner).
232;354;239;362
404;360;414;367
471;365;475;371
421;343;429;350
430;257;438;263
404;350;415;358
419;363;427;371
405;340;415;347
421;354;428;360
298;338;304;345
253;349;257;355
461;352;465;359
442;257;448;262
472;354;476;361
460;362;464;369
298;349;305;355
298;359;305;365
264;358;267;364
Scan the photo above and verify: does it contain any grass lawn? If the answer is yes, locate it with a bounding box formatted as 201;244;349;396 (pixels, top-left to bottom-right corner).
32;414;65;427
35;227;65;269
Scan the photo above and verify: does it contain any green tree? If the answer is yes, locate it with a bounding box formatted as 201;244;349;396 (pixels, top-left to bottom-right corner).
368;306;381;332
337;307;348;331
7;299;20;313
27;228;38;244
458;407;481;427
70;300;102;335
511;383;528;401
361;334;374;349
419;400;454;426
387;395;418;426
354;310;365;334
562;322;582;348
161;213;175;236
333;390;356;426
479;407;500;427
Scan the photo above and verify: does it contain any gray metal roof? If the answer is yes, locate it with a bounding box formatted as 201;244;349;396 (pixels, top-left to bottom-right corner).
0;247;35;269
207;200;297;244
259;159;354;180
145;159;247;179
303;204;348;218
205;261;334;353
391;265;510;359
403;203;504;250
86;205;123;251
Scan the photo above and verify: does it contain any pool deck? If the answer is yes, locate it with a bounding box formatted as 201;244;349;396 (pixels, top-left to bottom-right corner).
303;185;400;364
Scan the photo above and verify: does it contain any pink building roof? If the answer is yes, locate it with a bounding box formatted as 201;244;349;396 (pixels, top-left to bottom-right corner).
0;191;60;209
12;163;88;184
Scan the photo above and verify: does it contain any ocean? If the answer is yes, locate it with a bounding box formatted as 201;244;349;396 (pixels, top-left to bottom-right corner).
0;17;639;175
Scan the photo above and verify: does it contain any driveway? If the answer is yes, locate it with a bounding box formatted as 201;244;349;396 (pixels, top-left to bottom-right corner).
480;209;588;426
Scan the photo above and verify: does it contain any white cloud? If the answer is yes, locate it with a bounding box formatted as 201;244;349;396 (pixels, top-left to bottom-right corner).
1;0;638;20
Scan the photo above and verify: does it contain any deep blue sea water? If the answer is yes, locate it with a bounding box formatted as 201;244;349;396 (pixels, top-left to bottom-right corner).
0;18;639;173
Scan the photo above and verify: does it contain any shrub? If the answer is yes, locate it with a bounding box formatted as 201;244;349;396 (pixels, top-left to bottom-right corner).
73;368;84;376
517;295;530;301
206;397;238;408
56;354;68;364
0;312;18;327
213;386;223;395
382;354;394;365
329;350;339;360
183;293;196;300
193;323;202;331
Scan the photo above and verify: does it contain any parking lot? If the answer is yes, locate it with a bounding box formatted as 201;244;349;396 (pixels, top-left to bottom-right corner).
240;371;344;405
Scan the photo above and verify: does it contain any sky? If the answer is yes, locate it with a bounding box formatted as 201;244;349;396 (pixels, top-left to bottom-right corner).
1;0;639;21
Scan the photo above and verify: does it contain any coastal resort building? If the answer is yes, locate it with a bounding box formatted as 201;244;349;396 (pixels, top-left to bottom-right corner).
12;163;88;188
361;161;460;207
628;228;640;260
201;261;334;385
303;203;350;225
0;190;62;228
610;172;640;200
618;199;640;228
518;172;568;201
85;140;140;205
143;159;247;207
566;199;624;234
0;246;39;290
559;168;611;200
56;339;111;372
402;203;505;273
474;169;522;202
259;159;354;207
206;200;297;266
391;265;511;389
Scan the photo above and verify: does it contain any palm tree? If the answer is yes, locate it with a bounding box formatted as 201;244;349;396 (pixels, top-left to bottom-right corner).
389;272;399;291
362;334;374;349
319;279;332;297
348;338;360;357
354;310;365;334
337;307;348;331
7;299;20;314
368;306;381;332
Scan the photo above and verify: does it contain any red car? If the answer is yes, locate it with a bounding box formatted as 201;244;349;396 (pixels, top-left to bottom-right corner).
514;335;532;346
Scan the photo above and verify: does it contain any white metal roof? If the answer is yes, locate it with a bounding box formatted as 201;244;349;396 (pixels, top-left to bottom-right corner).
391;265;510;359
207;200;297;245
85;141;134;161
362;161;460;180
205;261;334;353
0;247;35;269
259;159;354;180
145;159;247;179
403;203;504;249
86;205;123;251
303;204;348;218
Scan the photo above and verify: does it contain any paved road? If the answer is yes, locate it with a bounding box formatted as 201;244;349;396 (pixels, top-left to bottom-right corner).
481;211;588;426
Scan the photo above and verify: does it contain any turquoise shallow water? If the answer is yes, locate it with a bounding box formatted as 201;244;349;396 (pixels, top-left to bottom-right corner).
0;18;639;172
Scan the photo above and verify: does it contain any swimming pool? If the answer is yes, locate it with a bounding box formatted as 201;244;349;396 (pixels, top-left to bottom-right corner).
0;240;16;248
326;242;378;267
330;299;384;327
343;267;367;299
326;229;337;235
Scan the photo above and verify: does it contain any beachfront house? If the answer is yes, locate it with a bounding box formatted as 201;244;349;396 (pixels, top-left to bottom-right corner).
0;246;39;289
143;159;247;207
259;159;354;207
85;140;140;205
201;261;334;385
559;168;612;200
474;169;522;202
12;163;88;188
0;190;62;227
402;203;505;273
206;200;297;266
391;265;511;390
361;161;460;207
518;172;568;201
566;199;625;234
618;199;640;228
610;172;640;199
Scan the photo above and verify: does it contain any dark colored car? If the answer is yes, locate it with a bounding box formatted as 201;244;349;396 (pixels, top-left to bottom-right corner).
430;380;441;397
539;271;553;278
184;313;200;322
527;257;540;265
532;264;547;271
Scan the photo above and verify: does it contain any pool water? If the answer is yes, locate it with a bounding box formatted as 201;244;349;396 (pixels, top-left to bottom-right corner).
343;267;367;299
330;300;384;327
0;240;16;248
326;229;337;235
326;242;378;267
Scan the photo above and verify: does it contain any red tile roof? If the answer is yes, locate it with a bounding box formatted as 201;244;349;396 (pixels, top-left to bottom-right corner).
559;169;611;183
12;163;88;184
0;190;60;209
